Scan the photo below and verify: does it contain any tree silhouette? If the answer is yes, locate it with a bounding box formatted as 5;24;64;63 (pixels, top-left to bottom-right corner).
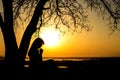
0;0;120;70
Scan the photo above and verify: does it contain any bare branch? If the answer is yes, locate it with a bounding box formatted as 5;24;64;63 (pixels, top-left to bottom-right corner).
42;0;91;33
13;0;120;33
0;13;4;27
85;0;120;33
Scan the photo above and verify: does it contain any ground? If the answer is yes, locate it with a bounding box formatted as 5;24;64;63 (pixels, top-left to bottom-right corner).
0;58;120;80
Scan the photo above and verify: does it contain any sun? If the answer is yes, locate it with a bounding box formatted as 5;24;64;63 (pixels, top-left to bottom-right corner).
40;28;61;47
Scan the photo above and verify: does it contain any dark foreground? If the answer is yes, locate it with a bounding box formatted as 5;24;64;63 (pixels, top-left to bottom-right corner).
0;58;120;80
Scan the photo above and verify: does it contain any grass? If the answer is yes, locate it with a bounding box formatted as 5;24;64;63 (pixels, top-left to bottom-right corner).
0;57;120;80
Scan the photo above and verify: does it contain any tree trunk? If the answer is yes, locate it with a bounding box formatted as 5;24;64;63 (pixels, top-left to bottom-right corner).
19;0;48;68
1;0;48;72
1;0;19;67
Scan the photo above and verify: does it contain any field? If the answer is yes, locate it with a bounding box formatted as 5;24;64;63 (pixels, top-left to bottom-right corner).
0;57;120;80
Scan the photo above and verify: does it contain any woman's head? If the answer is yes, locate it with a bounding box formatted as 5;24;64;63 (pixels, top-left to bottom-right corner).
32;38;44;48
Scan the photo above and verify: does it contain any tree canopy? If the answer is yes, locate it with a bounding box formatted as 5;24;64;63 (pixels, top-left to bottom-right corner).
12;0;120;33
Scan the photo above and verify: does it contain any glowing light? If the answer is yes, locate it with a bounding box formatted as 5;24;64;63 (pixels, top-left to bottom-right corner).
40;28;61;47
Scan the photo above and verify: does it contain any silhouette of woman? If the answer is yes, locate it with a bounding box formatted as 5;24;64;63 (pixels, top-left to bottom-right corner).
39;48;43;63
28;38;44;69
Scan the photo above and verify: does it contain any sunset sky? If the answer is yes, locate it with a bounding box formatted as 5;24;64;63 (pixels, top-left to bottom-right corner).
0;1;120;58
39;13;120;58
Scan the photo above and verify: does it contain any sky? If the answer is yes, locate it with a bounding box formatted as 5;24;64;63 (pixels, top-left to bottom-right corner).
39;12;120;58
0;1;120;58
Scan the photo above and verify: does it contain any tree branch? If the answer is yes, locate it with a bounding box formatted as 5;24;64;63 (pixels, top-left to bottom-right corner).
101;0;114;18
19;0;48;64
0;13;4;27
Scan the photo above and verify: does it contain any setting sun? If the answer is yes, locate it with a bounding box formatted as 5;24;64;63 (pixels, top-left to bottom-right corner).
40;28;61;47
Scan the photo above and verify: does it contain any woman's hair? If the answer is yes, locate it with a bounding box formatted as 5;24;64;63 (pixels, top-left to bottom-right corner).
31;38;44;48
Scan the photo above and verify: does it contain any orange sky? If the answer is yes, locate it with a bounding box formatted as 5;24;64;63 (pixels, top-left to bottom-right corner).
40;10;120;57
40;27;120;57
0;1;120;58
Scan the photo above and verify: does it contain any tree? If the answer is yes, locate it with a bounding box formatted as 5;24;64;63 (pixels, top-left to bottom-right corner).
0;0;120;70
